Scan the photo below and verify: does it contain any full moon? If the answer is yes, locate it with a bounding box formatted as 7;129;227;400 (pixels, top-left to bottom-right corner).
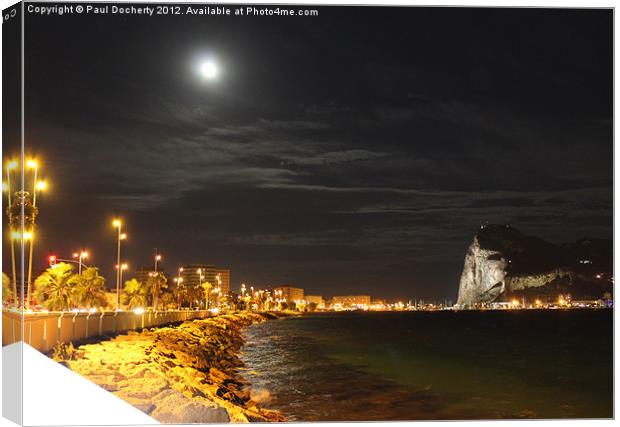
200;61;218;79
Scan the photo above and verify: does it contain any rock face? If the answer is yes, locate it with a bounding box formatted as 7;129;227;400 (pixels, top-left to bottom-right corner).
456;236;508;305
456;225;612;307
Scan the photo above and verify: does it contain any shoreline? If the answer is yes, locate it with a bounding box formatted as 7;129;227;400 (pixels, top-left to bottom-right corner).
53;312;291;423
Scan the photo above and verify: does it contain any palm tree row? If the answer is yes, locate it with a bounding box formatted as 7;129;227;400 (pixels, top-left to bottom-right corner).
3;262;226;312
33;263;107;311
121;271;169;310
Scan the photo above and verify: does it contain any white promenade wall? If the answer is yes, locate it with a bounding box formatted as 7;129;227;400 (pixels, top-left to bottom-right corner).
2;309;212;353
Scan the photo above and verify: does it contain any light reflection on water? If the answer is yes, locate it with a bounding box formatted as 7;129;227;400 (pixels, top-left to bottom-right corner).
239;311;612;421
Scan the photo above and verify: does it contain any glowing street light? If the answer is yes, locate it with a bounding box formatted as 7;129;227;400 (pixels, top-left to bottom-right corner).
73;250;89;274
116;263;128;291
154;251;162;272
19;158;47;307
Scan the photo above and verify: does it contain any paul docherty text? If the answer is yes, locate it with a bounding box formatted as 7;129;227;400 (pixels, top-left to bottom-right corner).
27;4;157;16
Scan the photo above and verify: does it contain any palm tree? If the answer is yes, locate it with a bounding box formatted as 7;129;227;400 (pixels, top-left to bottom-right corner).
159;290;175;310
2;272;12;305
68;267;107;309
146;271;167;310
187;284;203;309
172;281;186;309
34;263;75;311
201;281;212;309
122;278;148;309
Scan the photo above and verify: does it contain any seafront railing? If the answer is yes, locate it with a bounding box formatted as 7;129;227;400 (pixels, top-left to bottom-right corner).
2;309;213;353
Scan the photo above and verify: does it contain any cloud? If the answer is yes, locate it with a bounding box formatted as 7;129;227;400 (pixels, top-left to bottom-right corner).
280;149;390;166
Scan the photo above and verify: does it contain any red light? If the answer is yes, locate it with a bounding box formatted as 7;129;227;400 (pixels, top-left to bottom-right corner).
48;255;57;266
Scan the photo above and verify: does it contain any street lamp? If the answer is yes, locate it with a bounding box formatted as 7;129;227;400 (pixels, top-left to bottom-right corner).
25;159;45;306
216;274;222;308
200;275;207;308
116;263;128;297
212;286;221;308
112;219;126;310
73;250;89;275
4;160;19;307
154;251;162;272
4;158;45;308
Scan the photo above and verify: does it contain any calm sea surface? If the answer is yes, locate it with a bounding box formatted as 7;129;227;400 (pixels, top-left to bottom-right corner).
239;310;613;421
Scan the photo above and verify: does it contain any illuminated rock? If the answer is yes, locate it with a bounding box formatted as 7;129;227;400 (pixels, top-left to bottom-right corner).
455;225;612;307
456;235;508;306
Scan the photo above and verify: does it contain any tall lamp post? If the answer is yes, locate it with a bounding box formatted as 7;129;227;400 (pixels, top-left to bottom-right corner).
216;273;222;308
173;267;184;309
154;251;162;272
4;160;18;307
112;219;126;310
116;263;128;298
26;159;46;306
72;250;89;275
4;159;45;308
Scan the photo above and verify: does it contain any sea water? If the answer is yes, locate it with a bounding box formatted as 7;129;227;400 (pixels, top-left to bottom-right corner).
239;310;612;420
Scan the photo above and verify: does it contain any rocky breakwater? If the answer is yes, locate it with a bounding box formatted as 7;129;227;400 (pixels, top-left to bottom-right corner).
456;224;612;307
54;312;288;423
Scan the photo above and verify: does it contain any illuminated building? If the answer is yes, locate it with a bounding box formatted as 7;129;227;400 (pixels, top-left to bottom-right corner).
332;295;371;308
180;264;230;292
273;285;304;303
306;295;325;308
214;268;230;295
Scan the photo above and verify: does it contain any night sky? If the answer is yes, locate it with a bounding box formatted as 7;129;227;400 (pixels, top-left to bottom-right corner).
5;6;613;301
